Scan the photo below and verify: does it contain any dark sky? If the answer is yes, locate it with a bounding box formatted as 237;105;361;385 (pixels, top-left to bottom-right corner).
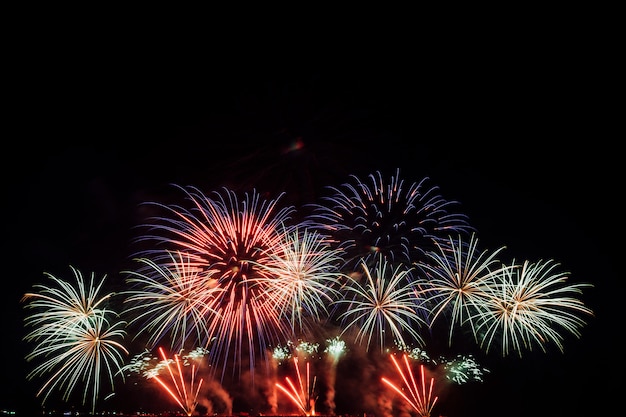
5;35;621;417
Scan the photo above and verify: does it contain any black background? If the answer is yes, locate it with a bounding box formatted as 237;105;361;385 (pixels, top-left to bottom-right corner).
4;16;621;417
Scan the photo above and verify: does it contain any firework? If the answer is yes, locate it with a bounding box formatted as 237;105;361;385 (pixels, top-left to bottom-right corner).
21;266;128;414
23;170;598;415
249;226;345;336
474;259;594;356
395;341;432;363
125;347;208;416
324;336;346;363
122;250;223;351
276;357;317;416
133;185;298;381
440;354;489;384
305;168;474;272
272;339;321;362
333;255;428;353
416;233;510;346
294;340;320;357
381;353;438;417
394;342;489;384
150;347;204;416
322;336;346;414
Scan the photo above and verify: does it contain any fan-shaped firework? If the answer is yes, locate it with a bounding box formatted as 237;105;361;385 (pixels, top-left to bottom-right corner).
21;267;128;414
249;227;345;337
122;251;223;351
333;255;428;352
143;347;206;417
474;259;594;357
275;357;318;416
134;185;298;381
381;354;438;417
416;233;510;346
305;168;474;272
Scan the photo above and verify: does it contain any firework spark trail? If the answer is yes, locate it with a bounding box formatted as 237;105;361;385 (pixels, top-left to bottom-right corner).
132;185;299;382
21;267;128;415
333;255;427;352
381;354;438;417
276;357;317;416
305;168;474;272
474;259;594;356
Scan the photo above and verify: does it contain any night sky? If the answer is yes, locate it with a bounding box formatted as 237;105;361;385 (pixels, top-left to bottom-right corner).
5;38;620;417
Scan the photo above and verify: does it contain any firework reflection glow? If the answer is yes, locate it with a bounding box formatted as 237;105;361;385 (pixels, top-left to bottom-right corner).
381;354;438;417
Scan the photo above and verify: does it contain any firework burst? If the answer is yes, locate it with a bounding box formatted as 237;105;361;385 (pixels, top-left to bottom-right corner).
122;250;223;351
249;226;345;337
305;168;474;272
133;185;298;381
21;266;128;414
474;259;594;356
333;255;428;353
324;336;347;363
440;354;489;384
416;233;510;346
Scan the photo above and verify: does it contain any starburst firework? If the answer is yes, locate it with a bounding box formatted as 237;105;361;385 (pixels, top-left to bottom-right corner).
133;185;298;381
22;266;128;414
122;250;223;351
475;259;594;356
416;233;510;346
306;168;474;272
334;255;428;352
250;226;345;337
